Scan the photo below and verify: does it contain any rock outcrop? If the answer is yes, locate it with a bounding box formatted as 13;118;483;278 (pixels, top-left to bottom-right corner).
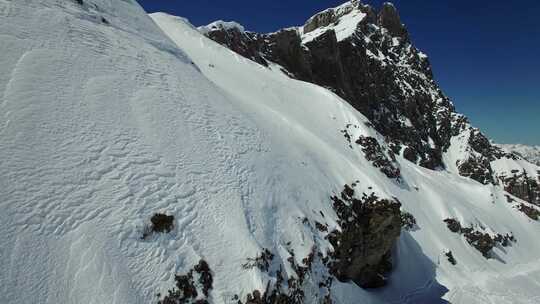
501;170;540;206
328;184;402;288
377;2;407;38
443;219;516;258
355;136;401;179
200;3;540;199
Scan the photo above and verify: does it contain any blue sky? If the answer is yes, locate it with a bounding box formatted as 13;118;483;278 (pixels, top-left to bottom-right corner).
139;0;540;145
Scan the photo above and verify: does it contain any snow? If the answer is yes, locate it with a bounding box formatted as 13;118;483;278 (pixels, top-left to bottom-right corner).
1;1;540;303
301;3;366;43
497;143;540;166
198;20;245;35
491;156;539;178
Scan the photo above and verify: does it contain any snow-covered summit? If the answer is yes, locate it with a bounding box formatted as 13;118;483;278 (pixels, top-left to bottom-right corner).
198;20;246;34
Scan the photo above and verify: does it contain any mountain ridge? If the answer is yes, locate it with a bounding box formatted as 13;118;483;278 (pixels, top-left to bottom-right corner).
195;0;540;206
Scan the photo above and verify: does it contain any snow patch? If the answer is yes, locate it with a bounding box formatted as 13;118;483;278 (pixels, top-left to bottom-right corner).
198;20;245;34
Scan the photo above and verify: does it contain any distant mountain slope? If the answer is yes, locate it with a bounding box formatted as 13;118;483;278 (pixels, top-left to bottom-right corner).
497;144;540;166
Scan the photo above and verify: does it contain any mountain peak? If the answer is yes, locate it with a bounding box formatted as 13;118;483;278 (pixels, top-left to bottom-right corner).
198;20;245;35
377;2;407;37
302;0;362;34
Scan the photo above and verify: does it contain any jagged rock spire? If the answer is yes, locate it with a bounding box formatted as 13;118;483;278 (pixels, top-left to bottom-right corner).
377;2;408;38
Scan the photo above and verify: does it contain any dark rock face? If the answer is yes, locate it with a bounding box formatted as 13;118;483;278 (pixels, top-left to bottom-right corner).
303;0;360;34
158;260;213;304
199;2;540;206
500;170;540;206
517;203;540;220
459;129;540;205
265;29;313;80
444;218;516;258
242;249;275;272
204;27;268;67
142;213;175;239
457;156;495;185
445;251;457;265
236;247;333;304
201;2;454;170
355;136;400;179
151;213;175;233
377;2;407;38
401;211;418;231
328;185;401;288
456;130;499;185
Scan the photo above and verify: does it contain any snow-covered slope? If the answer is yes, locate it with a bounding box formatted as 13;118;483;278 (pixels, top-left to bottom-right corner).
151;13;540;304
1;1;540;303
497;144;540;166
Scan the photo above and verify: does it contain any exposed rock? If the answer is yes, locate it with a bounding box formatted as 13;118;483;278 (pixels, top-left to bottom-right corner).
463;130;540;207
401;211;418;231
377;2;407;38
328;184;401;288
315;221;329;232
462;230;496;258
142;213;175;239
194;260;213;297
200;2;454;170
356;136;400;179
445;251;457;265
444;218;516;258
266;29;313;81
500;170;540;206
237;247;333;304
198;1;540;198
468;130;506;161
151;213;175;233
203;25;268;67
158;260;213;304
457;156;495;185
517;203;540;220
443;218;462;233
242;249;275;272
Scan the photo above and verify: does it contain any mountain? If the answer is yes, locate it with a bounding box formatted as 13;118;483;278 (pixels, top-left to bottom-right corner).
1;1;539;304
191;0;540;207
497;144;540;166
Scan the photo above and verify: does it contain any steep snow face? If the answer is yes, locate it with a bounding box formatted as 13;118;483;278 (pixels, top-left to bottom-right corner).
1;1;540;304
152;13;540;304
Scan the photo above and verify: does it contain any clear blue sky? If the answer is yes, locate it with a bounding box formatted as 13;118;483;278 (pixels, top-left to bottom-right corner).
139;0;540;145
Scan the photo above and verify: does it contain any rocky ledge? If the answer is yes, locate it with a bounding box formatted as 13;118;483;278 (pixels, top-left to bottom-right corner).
328;184;402;288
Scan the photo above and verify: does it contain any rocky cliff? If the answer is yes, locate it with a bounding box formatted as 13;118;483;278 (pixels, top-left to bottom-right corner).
199;1;540;206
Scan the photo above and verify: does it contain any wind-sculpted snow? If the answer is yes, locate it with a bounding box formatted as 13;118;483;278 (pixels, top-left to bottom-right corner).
1;1;540;304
